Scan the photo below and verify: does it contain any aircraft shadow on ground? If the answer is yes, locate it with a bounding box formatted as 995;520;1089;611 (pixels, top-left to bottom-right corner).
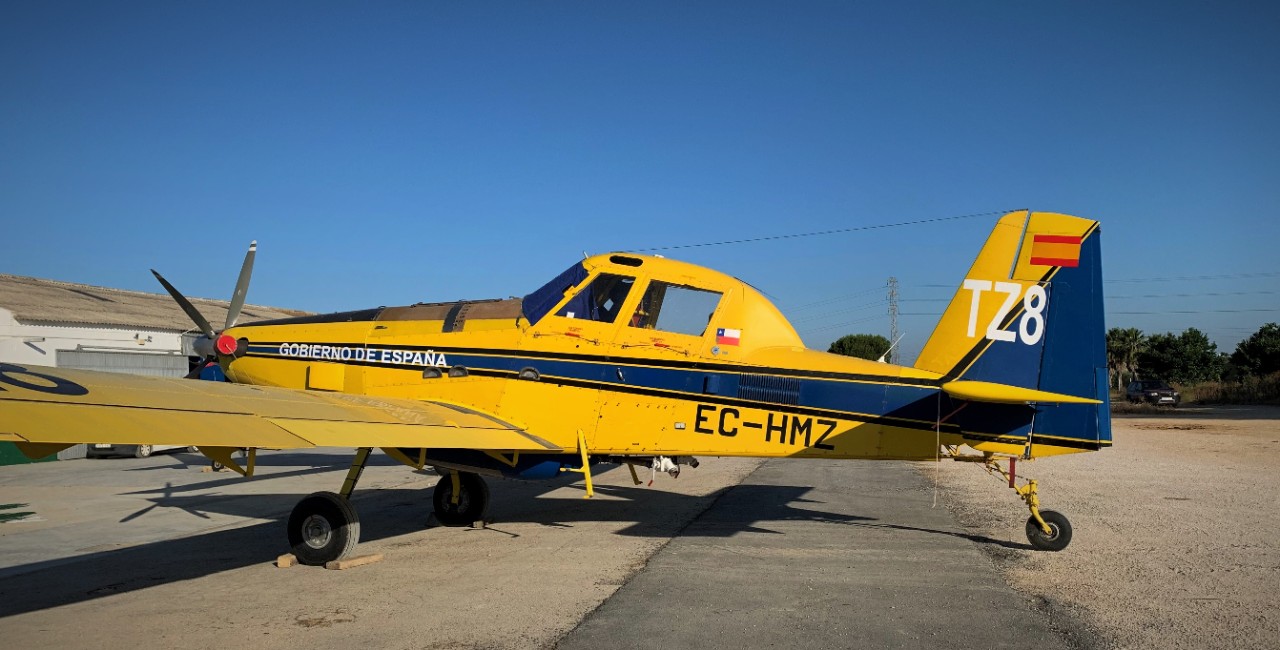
591;480;1034;550
106;451;405;499
0;470;1024;619
119;465;359;498
117;450;403;473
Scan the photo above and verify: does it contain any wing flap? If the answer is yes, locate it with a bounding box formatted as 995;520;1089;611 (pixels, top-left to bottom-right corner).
267;419;554;450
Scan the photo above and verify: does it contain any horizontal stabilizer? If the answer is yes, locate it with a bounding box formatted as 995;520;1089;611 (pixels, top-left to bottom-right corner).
942;380;1102;405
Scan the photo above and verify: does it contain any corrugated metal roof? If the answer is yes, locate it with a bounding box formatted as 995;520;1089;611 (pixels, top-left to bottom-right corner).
0;273;310;331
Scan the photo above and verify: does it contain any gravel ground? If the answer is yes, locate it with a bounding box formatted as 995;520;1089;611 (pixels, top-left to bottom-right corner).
920;406;1280;650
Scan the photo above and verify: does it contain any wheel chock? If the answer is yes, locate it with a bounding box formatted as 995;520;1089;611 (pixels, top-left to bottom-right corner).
276;553;297;568
324;553;384;570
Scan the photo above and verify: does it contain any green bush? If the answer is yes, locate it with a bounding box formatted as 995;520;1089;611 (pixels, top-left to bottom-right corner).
1177;372;1280;405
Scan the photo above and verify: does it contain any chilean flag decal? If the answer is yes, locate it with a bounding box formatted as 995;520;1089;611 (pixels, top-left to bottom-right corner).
716;328;741;346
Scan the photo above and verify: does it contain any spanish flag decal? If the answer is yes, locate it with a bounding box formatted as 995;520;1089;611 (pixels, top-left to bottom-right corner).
1029;234;1082;267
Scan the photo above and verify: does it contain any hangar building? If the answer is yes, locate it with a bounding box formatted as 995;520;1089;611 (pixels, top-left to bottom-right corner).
0;273;308;464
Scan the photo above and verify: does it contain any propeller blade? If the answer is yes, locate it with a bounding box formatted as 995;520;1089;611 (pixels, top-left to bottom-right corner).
151;269;216;339
224;241;257;330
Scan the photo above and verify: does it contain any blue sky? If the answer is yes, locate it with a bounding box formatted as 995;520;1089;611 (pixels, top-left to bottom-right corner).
2;2;1277;362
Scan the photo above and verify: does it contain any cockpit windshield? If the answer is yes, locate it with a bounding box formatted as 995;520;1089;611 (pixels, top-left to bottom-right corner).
556;273;635;323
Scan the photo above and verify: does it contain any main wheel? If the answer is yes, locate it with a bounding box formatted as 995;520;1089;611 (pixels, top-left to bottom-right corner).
134;444;153;458
1026;510;1072;551
287;491;361;565
433;472;490;526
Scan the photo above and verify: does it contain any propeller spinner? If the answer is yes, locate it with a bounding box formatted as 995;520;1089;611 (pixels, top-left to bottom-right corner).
152;241;256;371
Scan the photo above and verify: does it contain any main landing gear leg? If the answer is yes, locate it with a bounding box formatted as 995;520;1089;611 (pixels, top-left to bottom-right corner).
286;447;371;565
433;471;490;527
982;457;1073;551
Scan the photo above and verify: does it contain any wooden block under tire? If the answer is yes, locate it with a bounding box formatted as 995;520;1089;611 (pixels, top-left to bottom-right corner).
276;554;297;568
324;553;384;570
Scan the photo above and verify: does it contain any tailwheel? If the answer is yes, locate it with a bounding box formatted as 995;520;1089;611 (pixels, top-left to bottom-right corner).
1025;510;1072;551
433;472;489;526
287;491;361;565
951;453;1077;552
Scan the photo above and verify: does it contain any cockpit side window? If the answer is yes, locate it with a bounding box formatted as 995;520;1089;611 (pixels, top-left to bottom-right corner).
629;282;722;336
555;273;635;323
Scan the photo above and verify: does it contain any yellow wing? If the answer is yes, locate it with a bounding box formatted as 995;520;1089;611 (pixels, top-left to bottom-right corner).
0;363;560;459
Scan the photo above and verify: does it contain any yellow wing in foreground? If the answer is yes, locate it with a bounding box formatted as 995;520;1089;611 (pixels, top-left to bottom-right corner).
0;363;560;458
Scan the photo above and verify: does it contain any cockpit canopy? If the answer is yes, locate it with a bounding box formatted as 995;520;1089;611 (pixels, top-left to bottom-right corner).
521;254;803;353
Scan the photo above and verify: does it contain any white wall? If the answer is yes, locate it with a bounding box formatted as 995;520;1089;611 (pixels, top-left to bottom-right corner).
0;307;186;367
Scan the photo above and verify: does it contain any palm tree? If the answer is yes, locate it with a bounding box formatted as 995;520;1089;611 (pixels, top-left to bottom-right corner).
1107;328;1124;389
1107;328;1146;389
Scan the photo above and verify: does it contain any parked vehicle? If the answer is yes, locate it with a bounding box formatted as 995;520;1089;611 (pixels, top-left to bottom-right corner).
86;444;196;458
1125;380;1181;406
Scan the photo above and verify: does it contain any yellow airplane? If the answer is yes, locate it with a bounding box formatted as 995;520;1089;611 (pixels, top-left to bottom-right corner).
0;210;1109;564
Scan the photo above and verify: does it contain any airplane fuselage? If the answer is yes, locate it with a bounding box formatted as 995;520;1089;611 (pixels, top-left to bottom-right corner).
220;254;1073;467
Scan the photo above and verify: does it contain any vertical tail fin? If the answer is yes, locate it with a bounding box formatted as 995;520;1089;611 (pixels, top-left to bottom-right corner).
917;211;1111;451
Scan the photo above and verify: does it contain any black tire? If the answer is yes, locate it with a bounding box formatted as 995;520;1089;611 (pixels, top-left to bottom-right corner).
1026;510;1073;551
287;491;361;565
433;473;490;526
134;444;153;458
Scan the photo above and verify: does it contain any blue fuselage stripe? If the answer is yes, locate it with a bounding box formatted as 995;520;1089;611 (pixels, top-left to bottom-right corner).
244;344;941;425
